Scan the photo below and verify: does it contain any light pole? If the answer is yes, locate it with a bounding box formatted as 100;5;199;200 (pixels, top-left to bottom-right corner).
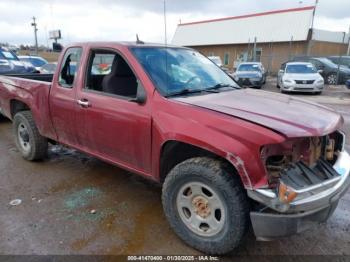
31;17;38;55
307;0;319;56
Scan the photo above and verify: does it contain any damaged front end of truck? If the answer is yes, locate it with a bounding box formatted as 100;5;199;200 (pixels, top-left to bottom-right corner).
248;130;350;240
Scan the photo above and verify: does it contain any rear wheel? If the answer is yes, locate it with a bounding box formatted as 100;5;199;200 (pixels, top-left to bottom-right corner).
13;111;48;161
326;73;338;85
162;157;249;255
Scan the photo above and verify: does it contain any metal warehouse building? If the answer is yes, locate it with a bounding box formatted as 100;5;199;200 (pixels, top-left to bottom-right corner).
172;6;350;73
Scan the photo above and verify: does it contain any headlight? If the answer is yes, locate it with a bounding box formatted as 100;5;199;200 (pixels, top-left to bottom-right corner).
316;79;324;84
283;79;293;84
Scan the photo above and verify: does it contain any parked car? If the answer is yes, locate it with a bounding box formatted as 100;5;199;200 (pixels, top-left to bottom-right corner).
292;56;350;85
208;55;230;73
232;62;266;88
208;56;223;67
18;55;48;71
39;62;57;74
0;42;349;255
328;56;350;69
277;62;324;94
346;79;350;89
0;47;36;74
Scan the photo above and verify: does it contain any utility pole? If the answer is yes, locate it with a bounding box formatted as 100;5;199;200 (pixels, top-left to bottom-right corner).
253;37;257;62
336;32;346;85
347;25;350;56
307;0;318;56
31;17;38;55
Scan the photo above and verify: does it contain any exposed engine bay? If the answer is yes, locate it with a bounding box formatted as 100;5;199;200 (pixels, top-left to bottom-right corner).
261;131;345;193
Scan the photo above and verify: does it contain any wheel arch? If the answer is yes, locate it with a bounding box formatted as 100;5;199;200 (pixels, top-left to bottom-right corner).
159;140;248;187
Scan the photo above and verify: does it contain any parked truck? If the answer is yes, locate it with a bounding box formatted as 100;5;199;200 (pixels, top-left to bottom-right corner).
0;42;349;255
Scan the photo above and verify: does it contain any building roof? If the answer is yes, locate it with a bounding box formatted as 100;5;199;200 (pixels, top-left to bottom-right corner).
172;6;315;46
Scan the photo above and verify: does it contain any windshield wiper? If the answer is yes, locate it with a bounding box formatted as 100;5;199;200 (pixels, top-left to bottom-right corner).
165;88;204;98
205;83;240;91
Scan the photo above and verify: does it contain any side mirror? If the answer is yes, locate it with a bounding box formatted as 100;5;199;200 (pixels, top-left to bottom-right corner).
318;70;323;74
130;81;147;104
279;69;284;74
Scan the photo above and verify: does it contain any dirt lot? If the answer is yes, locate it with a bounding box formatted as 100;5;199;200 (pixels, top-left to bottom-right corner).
0;80;349;256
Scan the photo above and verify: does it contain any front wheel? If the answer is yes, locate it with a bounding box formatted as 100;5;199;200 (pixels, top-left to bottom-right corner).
162;157;249;255
13;111;48;161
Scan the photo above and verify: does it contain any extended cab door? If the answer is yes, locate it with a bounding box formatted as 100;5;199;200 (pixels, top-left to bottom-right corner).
50;47;83;146
74;48;152;175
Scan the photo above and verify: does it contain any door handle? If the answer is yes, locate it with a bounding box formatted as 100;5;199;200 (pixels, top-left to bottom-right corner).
77;99;91;108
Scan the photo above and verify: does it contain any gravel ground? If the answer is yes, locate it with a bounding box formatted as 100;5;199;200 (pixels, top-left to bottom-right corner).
0;80;349;256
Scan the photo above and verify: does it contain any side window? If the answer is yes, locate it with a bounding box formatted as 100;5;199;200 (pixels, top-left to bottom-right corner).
58;47;82;88
85;50;138;98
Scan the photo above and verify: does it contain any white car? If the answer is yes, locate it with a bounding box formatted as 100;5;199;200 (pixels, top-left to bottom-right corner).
18;55;48;71
277;62;324;94
208;56;223;67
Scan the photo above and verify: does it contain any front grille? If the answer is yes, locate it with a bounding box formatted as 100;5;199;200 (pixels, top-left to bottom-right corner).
295;80;315;84
280;158;339;190
237;78;252;86
294;87;314;91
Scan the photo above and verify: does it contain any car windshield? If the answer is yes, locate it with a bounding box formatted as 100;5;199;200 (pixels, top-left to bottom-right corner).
237;64;260;72
286;64;317;74
131;47;239;96
0;49;18;61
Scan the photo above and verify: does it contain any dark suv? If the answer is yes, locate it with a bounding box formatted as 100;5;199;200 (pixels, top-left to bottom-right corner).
328;56;350;69
292;56;350;85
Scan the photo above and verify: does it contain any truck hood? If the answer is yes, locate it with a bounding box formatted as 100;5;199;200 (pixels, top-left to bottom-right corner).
174;89;343;138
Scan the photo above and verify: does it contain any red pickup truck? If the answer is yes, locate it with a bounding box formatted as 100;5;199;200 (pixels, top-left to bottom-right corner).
0;42;349;254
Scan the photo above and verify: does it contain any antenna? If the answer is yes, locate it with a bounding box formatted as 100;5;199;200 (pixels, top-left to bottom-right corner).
136;34;144;44
163;0;168;45
163;0;169;94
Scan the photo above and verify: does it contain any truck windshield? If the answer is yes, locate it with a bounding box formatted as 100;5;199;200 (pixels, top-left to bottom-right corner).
286;64;317;74
131;47;239;96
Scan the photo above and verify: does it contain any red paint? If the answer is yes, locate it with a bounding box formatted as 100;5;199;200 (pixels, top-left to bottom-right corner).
179;6;315;26
0;42;343;190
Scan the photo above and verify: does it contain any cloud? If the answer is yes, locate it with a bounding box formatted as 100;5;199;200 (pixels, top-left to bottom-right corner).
1;0;349;46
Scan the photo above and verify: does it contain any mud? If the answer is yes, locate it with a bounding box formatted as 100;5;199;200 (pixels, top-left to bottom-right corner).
0;85;349;255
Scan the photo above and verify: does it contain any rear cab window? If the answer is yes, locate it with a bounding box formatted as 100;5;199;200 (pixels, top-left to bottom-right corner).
58;47;83;88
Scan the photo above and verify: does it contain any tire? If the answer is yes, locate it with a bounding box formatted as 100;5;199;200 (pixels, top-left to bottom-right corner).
162;157;249;255
13;111;48;161
326;73;338;85
315;91;322;95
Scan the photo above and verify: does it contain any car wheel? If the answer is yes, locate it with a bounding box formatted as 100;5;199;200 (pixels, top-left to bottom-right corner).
13;111;48;161
162;157;249;255
326;73;338;85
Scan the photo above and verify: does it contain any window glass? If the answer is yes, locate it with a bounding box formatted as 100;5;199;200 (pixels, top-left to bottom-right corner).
85;50;138;98
58;47;82;88
224;53;229;66
286;64;317;74
238;64;260;72
131;47;239;97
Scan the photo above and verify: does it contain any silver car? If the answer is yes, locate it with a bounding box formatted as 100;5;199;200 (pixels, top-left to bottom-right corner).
277;62;324;94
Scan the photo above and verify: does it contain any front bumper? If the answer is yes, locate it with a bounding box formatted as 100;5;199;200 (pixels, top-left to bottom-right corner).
248;150;350;240
237;78;263;87
282;83;324;92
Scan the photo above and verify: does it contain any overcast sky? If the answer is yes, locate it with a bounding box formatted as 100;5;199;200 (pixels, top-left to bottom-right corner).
1;0;349;46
